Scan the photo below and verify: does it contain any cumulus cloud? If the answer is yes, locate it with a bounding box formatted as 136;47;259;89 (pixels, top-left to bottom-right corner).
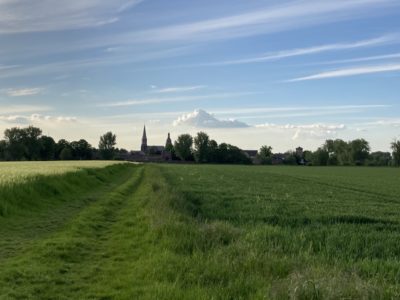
255;123;346;140
173;109;249;128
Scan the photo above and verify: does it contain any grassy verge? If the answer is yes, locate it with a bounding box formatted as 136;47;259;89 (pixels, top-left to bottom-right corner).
0;163;135;262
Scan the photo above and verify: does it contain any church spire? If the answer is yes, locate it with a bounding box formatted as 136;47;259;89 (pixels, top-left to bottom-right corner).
141;125;148;153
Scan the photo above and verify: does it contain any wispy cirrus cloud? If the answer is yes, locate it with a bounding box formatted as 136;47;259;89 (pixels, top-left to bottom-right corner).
202;35;398;66
212;104;390;116
0;105;51;114
0;46;192;79
127;0;398;44
99;92;256;107
312;52;400;66
288;63;400;81
0;0;143;34
5;88;43;97
155;85;206;93
0;114;77;124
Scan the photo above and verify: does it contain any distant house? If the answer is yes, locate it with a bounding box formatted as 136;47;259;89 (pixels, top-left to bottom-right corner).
243;150;258;163
243;150;258;158
272;153;285;165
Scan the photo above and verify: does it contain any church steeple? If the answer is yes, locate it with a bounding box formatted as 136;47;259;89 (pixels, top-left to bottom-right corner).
165;132;172;148
141;125;148;153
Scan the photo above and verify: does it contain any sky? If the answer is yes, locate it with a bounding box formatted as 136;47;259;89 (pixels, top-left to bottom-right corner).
1;0;400;152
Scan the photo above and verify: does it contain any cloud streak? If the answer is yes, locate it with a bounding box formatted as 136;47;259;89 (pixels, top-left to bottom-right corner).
155;85;206;93
99;92;255;107
0;0;143;34
203;35;398;66
0;105;52;114
127;0;398;44
5;88;43;97
289;63;400;81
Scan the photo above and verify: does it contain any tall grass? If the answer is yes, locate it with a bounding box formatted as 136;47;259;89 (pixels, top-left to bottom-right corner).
0;162;127;217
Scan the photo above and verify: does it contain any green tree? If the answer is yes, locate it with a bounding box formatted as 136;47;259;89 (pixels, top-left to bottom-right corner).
367;152;392;166
391;140;400;166
60;147;73;160
3;126;43;160
194;132;210;163
0;140;6;161
350;139;370;165
312;148;329;166
207;139;219;163
258;145;273;165
71;139;93;160
283;151;297;165
55;139;70;160
99;132;116;160
174;134;193;161
39;136;56;160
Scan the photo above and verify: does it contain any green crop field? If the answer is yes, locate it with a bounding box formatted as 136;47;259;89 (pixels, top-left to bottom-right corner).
0;163;400;299
0;161;121;185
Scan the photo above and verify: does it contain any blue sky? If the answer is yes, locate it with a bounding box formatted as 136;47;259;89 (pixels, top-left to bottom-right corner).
1;0;400;151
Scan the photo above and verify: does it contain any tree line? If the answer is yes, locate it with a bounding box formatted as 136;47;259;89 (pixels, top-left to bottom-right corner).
257;138;400;167
172;132;252;164
0;126;399;166
0;126;120;161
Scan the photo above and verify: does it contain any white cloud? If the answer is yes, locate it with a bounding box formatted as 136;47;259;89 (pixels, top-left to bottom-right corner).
0;46;192;79
289;63;400;81
313;52;400;66
1;105;51;114
173;109;249;128
99;92;254;107
155;85;206;93
5;88;43;97
203;35;397;66
0;0;143;33
127;0;398;44
255;123;346;140
0;114;77;124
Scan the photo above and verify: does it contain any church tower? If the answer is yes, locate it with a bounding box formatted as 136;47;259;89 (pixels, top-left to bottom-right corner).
141;125;148;153
165;132;172;149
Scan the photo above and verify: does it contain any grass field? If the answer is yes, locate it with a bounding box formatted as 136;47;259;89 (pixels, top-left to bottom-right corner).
0;163;400;299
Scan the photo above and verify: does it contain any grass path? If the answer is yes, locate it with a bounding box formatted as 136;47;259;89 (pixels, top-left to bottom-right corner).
0;164;151;299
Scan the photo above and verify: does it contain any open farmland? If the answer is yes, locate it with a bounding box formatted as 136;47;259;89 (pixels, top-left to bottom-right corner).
0;163;400;299
0;161;121;185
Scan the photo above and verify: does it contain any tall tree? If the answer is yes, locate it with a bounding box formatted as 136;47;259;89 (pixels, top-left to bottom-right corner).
350;139;370;165
194;132;210;163
258;145;273;165
39;136;56;160
174;134;193;161
207;139;219;163
99;132;117;160
391;140;400;167
0;140;6;161
71;139;93;160
55;139;71;160
4;126;43;160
